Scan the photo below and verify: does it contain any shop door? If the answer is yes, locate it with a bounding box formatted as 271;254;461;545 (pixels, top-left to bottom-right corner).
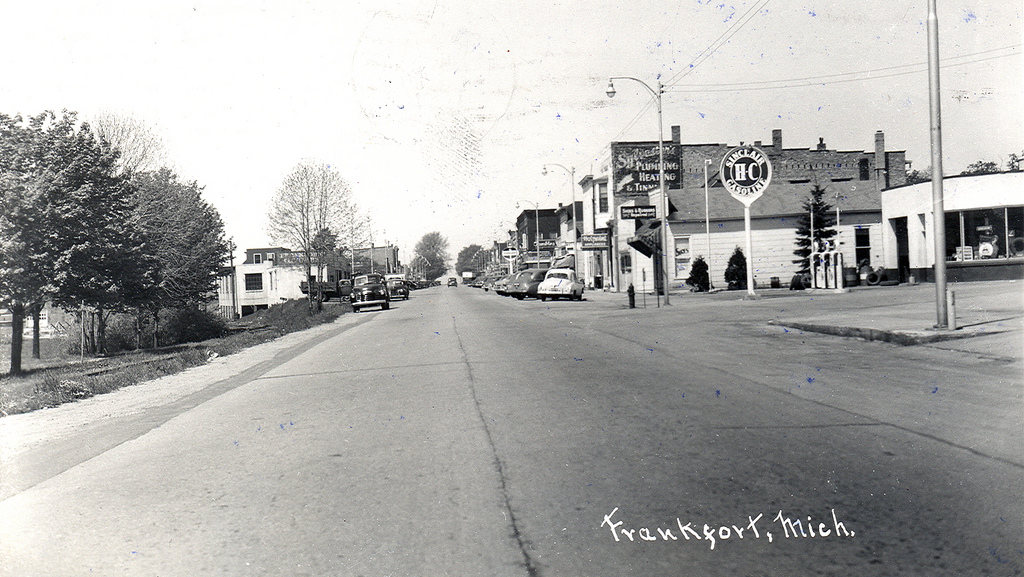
893;217;910;283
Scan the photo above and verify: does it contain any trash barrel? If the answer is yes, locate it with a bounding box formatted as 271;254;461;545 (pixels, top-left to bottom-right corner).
844;267;859;287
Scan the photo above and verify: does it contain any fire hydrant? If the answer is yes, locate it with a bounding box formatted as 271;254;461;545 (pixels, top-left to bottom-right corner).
627;284;636;308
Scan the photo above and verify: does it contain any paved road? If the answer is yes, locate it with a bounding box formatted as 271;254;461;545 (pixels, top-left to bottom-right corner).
0;286;1020;576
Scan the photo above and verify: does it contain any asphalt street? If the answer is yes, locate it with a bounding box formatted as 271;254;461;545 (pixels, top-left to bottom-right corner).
0;285;1020;576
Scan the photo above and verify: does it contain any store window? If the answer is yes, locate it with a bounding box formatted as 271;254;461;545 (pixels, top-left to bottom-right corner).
944;205;1024;261
674;236;691;278
244;273;263;291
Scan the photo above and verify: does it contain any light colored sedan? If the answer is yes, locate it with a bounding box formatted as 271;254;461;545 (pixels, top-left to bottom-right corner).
537;268;584;301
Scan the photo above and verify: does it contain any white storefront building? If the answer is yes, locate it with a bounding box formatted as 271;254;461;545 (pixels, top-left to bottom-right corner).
880;171;1023;282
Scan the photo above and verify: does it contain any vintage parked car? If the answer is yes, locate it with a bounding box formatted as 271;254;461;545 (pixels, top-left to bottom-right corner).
506;268;548;300
491;274;512;295
386;279;410;300
537;268;585;301
484;274;506;292
351;273;390;312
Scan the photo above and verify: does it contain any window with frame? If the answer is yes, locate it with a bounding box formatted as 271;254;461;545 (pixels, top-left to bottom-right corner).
858;158;870;180
244;273;263;291
854;227;871;266
944;205;1024;261
674;236;691;278
598;183;609;213
252;253;262;264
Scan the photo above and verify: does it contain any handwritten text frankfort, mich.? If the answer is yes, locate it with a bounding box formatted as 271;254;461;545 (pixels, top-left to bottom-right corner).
601;507;855;550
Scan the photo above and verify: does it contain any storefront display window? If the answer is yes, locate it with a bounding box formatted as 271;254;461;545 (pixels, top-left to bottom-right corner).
674;237;691;278
945;205;1024;261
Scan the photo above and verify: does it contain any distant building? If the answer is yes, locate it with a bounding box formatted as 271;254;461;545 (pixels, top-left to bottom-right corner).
217;245;402;317
515;208;559;269
350;245;401;276
217;247;308;318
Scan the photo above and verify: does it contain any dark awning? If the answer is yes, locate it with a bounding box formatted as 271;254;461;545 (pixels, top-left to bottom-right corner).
627;219;661;258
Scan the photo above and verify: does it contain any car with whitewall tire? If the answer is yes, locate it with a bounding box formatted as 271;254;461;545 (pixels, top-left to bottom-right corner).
537;268;584;301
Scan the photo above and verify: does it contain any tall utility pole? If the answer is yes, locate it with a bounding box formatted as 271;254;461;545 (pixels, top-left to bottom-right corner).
606;76;672;306
704;160;713;289
928;0;949;328
519;200;541;267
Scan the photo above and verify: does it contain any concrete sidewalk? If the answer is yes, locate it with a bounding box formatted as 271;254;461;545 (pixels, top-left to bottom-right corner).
584;279;1023;360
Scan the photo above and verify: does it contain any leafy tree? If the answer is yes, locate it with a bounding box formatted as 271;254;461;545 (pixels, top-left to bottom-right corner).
792;183;836;274
267;162;356;312
686;256;710;292
44;115;153;355
455;244;485;275
905;168;931;184
1;114;50;372
1007;152;1023;172
132;168;228;344
724;247;747;290
2;111;151;366
415;232;450;281
960;160;1000;175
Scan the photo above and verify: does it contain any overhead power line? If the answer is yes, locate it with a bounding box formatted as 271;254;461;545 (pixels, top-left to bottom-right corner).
664;0;773;86
601;0;773;150
664;45;1020;93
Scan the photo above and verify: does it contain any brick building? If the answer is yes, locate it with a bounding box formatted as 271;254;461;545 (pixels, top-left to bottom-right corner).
579;128;906;291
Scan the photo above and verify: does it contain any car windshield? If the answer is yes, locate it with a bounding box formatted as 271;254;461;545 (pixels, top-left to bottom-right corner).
549;273;569;280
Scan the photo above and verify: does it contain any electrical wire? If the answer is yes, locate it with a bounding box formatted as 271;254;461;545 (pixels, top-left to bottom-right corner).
599;0;773;156
665;45;1020;92
664;0;773;86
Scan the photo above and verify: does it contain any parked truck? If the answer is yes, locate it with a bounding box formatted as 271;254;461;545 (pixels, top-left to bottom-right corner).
299;269;352;302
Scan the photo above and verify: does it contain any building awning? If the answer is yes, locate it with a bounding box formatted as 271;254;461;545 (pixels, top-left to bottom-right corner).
627;219;661;258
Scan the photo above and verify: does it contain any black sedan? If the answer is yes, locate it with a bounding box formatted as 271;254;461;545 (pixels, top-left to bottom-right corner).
387;279;410;300
351;275;390;312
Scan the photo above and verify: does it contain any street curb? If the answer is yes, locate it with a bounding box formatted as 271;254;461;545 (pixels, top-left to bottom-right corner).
767;320;986;346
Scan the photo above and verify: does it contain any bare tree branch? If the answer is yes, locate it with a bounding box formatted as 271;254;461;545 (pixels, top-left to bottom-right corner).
89;110;166;175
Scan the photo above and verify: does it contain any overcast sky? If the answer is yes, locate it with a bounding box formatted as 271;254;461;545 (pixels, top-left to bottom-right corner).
2;0;1019;262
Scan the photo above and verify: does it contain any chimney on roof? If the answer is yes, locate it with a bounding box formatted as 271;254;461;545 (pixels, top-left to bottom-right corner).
817;137;826;151
875;130;887;187
772;129;782;150
671;125;681;144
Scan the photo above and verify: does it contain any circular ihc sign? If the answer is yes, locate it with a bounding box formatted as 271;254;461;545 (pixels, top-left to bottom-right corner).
721;146;772;205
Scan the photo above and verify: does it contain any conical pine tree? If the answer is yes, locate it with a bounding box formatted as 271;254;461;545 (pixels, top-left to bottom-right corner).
792;183;836;274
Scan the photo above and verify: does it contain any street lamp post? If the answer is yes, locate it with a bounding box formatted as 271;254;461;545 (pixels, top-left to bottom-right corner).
704;159;713;289
542;163;579;266
606;76;672;305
